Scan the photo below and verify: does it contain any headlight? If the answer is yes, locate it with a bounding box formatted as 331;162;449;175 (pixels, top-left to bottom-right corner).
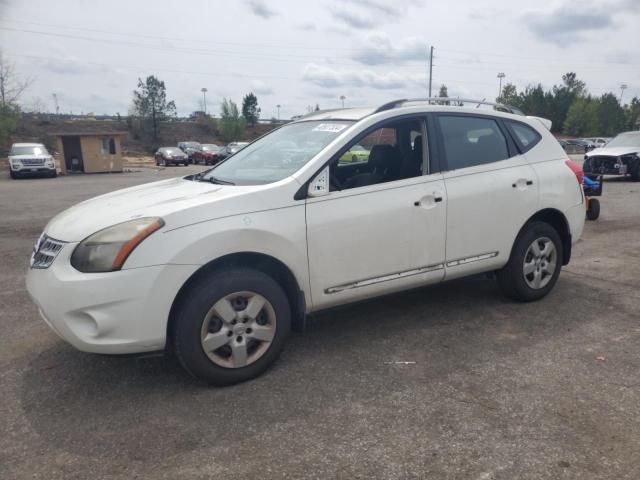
71;218;164;273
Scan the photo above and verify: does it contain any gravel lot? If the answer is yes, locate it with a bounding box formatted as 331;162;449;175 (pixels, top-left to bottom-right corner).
1;164;639;479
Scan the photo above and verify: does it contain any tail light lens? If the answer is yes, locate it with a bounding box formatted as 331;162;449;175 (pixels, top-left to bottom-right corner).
565;159;584;185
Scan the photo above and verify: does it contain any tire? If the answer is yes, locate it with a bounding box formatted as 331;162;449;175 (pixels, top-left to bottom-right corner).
497;221;563;302
631;162;640;182
50;171;57;178
172;267;291;385
586;198;600;220
10;170;17;179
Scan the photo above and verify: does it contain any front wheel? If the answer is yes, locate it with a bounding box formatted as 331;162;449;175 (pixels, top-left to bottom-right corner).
172;267;291;385
497;221;563;302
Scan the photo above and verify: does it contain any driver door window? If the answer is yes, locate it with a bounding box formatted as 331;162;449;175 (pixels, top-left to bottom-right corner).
332;118;426;190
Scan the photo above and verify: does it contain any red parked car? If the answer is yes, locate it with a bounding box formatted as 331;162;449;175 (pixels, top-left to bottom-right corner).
192;144;222;165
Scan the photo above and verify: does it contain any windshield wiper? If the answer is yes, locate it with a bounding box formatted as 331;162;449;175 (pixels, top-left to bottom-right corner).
203;176;235;185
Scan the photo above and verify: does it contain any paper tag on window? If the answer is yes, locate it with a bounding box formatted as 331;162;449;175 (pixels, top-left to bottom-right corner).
312;123;347;133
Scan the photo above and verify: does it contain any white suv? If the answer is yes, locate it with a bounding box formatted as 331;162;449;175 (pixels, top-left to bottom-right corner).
9;143;57;178
26;100;585;384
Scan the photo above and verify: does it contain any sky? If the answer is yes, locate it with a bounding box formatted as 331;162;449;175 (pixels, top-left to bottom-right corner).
0;0;639;119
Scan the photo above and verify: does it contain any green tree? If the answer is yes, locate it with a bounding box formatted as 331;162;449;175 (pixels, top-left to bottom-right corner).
497;83;519;107
220;98;246;141
625;97;640;130
437;84;450;105
0;103;19;150
131;75;176;143
241;92;260;126
596;93;625;136
563;97;595;136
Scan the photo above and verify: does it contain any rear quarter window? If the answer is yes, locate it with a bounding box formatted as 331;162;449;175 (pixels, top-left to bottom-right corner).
507;121;542;153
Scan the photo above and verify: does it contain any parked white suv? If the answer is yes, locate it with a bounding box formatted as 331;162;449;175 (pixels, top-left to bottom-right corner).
26;100;585;384
9;143;57;178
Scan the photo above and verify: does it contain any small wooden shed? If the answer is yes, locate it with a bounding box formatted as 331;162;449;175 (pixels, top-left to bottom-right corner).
51;124;127;174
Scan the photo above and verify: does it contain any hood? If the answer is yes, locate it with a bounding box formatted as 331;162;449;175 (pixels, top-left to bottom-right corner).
586;146;639;157
44;176;250;241
9;154;53;160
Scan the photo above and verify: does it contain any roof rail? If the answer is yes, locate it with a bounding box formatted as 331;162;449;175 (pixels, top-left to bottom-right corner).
374;98;524;115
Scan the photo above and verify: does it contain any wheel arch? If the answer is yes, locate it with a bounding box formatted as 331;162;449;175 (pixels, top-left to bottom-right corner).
167;252;307;346
516;208;572;265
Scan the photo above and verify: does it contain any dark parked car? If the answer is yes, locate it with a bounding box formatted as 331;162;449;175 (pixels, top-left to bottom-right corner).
178;141;202;163
559;138;596;154
155;147;189;166
218;142;249;160
192;144;222;165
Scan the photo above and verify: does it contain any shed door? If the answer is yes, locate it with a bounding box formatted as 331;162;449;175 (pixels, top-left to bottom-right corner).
62;136;84;172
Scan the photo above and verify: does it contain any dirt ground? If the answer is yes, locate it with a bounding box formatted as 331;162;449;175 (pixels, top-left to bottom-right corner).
1;163;639;479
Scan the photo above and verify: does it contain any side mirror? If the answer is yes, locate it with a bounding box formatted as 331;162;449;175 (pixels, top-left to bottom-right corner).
308;166;330;197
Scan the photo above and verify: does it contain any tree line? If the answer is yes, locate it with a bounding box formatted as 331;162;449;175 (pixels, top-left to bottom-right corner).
495;73;639;137
129;75;263;148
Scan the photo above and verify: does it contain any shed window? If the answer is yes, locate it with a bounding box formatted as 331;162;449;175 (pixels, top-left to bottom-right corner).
102;137;116;155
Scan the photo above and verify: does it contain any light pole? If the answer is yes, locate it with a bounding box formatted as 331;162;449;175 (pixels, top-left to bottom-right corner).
620;83;628;104
201;87;208;114
276;104;281;120
340;95;346;108
497;72;506;98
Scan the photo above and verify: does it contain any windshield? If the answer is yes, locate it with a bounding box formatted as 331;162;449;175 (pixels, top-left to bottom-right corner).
11;145;48;156
605;132;640;148
203;121;353;185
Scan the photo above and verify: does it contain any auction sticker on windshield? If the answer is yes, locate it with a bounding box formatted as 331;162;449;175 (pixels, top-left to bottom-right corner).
312;123;348;133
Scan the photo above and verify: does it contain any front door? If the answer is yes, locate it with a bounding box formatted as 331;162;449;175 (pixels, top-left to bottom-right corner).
305;116;447;310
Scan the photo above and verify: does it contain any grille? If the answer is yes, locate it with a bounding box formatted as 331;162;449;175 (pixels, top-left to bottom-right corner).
21;158;46;166
30;234;66;269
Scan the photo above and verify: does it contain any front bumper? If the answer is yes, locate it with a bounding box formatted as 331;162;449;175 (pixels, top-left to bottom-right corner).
26;243;198;354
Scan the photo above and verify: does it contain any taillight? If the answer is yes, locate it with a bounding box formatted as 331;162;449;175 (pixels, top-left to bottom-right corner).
565;159;584;185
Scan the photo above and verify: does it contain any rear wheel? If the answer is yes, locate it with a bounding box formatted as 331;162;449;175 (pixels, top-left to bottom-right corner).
497;221;563;302
172;267;291;385
586;198;600;220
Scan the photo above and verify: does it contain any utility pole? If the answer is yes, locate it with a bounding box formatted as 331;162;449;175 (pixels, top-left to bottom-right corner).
52;93;59;115
200;88;208;114
276;104;281;119
428;46;434;98
497;72;506;98
620;83;628;104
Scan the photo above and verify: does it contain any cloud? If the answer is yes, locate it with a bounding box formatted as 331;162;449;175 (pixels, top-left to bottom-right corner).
351;32;427;65
302;63;408;90
342;0;425;18
330;0;424;29
250;79;274;95
244;0;277;19
524;7;614;44
43;59;110;75
331;8;375;29
296;22;317;31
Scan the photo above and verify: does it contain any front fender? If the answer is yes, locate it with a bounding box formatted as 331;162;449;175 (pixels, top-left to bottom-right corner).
125;204;310;300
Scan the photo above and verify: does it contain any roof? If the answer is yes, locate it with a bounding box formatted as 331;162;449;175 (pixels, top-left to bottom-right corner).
49;121;128;137
11;142;45;147
295;98;527;123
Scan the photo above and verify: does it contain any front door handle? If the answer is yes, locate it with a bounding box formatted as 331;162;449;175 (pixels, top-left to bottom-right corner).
512;179;534;188
414;193;444;207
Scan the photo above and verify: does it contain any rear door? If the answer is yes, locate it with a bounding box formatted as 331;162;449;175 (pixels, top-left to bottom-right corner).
433;113;539;279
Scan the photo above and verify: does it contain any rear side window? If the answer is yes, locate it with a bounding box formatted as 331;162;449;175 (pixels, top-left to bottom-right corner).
437;115;509;170
507;121;541;153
